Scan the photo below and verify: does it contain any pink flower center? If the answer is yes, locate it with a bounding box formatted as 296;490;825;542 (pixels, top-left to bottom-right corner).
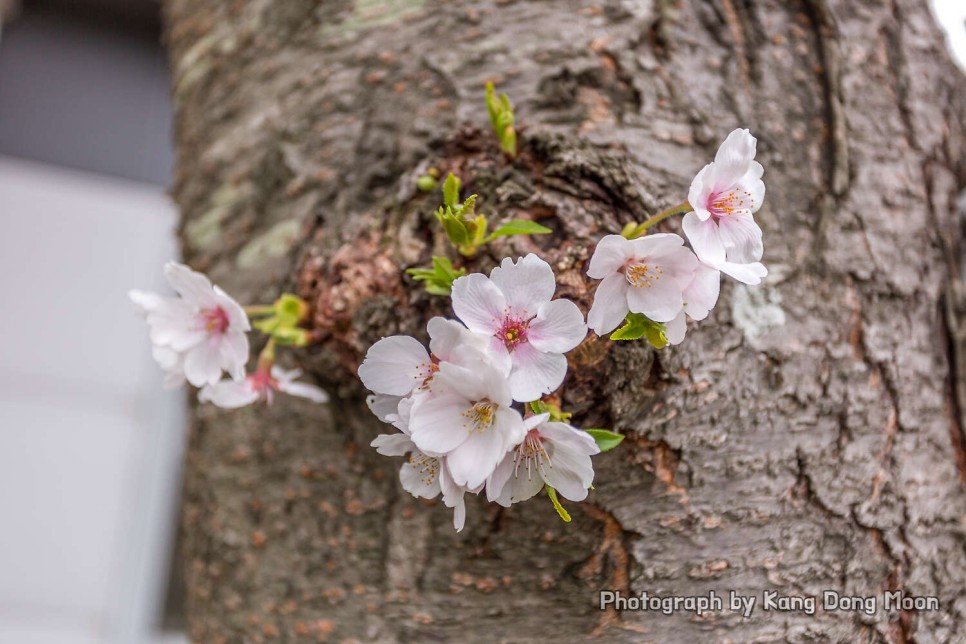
707;188;755;222
202;306;230;335
498;315;530;351
514;428;551;480
248;368;279;404
623;260;663;289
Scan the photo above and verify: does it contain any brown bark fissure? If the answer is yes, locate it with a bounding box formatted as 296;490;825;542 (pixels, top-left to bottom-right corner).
163;0;966;642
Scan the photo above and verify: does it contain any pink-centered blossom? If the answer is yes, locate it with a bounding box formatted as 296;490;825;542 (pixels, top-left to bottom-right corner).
130;262;250;387
682;128;768;284
586;233;707;335
450;254;586;403
358;317;503;422
409;359;527;489
486;415;599;506
199;366;328;408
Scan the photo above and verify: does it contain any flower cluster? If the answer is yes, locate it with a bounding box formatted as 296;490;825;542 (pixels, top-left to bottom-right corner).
360;255;604;531
363;128;768;530
588;128;766;344
131;123;768;534
130;262;328;408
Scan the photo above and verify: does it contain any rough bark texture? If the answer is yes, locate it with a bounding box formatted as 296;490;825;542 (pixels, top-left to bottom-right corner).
163;1;966;641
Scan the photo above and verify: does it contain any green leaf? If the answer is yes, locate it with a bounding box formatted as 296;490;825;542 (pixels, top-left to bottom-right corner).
406;256;466;296
485;81;517;158
458;194;477;217
485;220;552;241
610;313;668;348
440;212;471;246
442;173;461;208
546;486;572;522
585;429;625;453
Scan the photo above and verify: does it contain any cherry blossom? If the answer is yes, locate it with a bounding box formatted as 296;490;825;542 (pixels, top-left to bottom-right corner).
486;415;599;506
682;128;768;284
409;359;527;489
586;233;706;335
450;254;586;402
199;365;328;409
129;262;250;387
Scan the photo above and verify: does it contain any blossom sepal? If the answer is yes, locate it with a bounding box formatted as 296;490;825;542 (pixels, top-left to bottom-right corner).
609;312;669;348
249;293;312;347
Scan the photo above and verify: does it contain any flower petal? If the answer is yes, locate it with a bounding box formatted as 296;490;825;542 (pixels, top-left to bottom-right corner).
683;263;721;320
198;379;259;409
367;394;402;422
710;128;757;188
624;270;685;323
489;254;556;313
508;343;567;403
587;273;630;335
682;211;726;265
163;261;217;308
714;259;768;285
587;235;633;279
664;311;687;345
538;421;600;456
451;273;507;335
627;232;685;259
528;298;586;353
446;424;507;489
129;290;163;316
277;379;329;404
399;452;442;499
371;432;414;456
409;394;471;455
717;212;763;264
218;330;250;381
146;299;205;351
213;286;251;332
358;335;431;396
183;338;225;387
543;442;595;502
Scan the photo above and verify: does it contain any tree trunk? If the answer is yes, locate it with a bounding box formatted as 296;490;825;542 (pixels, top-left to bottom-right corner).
163;0;966;641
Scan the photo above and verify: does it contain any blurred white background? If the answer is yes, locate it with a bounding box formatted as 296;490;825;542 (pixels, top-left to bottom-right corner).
0;1;963;643
0;1;186;642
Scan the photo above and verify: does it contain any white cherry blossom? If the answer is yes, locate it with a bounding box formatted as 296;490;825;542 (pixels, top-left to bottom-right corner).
486;415;600;506
683;128;768;284
199;366;328;409
450;254;586;402
129;262;250;387
409;359;526;489
586;233;706;335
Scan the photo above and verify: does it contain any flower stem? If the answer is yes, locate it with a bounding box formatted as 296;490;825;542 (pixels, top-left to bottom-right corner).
257;338;276;370
244;305;275;316
624;200;692;239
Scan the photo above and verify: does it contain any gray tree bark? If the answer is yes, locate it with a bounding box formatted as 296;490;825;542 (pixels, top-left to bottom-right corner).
163;0;966;641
